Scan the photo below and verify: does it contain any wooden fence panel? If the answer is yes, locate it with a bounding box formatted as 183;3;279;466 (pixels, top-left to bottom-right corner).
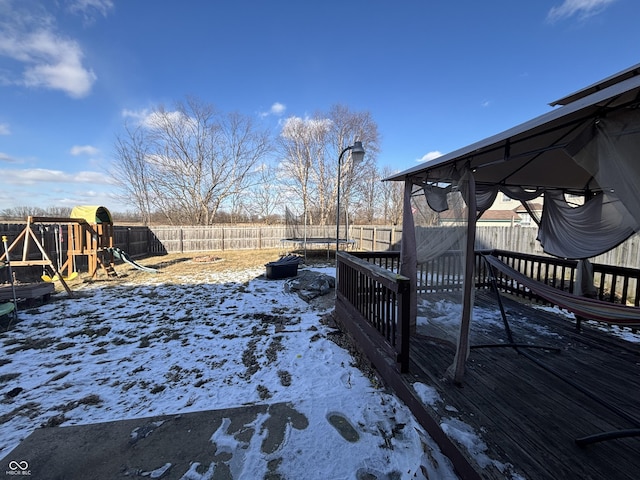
113;226;151;257
2;222;640;272
352;225;402;252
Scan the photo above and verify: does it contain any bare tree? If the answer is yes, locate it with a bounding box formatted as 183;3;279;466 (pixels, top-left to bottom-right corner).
355;163;381;223
379;166;404;225
277;116;331;226
246;162;285;223
0;206;46;221
111;98;272;225
277;105;380;228
112;124;153;225
326;105;380;227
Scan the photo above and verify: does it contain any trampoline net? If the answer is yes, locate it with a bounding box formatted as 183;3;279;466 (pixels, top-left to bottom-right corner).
284;207;305;240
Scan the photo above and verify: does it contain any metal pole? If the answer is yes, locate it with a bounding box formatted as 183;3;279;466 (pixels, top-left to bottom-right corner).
2;235;18;320
335;141;365;288
336;146;351;259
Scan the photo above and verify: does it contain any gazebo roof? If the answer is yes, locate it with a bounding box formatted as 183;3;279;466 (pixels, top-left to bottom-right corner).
387;64;640;194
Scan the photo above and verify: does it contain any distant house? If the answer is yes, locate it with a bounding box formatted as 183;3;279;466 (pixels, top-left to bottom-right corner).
480;192;543;226
478;208;521;226
436;196;542;227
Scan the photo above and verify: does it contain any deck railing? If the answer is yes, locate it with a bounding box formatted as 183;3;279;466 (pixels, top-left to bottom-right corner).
478;249;640;306
344;249;640;308
335;251;410;372
334;249;640;376
351;250;468;293
333;248;640;480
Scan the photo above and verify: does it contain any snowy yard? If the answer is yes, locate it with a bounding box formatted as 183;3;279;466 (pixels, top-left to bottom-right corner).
0;257;459;479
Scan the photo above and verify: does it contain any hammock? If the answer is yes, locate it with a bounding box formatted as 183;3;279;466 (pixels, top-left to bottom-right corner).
482;254;640;326
481;253;640;446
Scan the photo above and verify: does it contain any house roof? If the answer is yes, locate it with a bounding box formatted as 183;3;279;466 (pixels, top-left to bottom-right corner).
386;64;640;194
513;202;543;213
479;210;520;222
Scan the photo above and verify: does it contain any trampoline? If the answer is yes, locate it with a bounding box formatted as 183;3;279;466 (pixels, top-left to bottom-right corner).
282;208;356;259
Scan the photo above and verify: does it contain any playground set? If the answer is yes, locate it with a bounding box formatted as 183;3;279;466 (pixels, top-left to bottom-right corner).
0;206;155;320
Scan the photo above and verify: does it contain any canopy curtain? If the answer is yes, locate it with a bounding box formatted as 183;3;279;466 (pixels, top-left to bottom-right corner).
536;107;640;260
570;108;640;229
537;190;636;259
474;185;544;214
400;167;476;382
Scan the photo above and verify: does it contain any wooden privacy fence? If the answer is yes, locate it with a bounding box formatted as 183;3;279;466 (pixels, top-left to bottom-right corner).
1;222;640;271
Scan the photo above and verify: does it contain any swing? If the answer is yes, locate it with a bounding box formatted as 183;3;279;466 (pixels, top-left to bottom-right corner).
41;224;78;283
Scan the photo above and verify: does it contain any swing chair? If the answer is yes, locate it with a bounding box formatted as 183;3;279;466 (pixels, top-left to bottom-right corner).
41;223;78;283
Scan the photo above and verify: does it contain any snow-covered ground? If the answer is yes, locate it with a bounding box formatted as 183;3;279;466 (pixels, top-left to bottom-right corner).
0;265;460;479
7;259;633;479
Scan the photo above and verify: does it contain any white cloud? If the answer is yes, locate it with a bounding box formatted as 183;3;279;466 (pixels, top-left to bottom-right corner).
0;1;99;98
418;151;443;163
122;108;190;130
122;108;149;121
67;0;114;24
259;102;287;118
19;31;96;98
0;123;9;135
281;116;332;140
70;145;99;156
144;110;189;130
547;0;617;23
0;168;111;185
270;102;286;115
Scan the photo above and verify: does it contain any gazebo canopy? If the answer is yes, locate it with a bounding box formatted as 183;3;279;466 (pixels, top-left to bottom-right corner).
388;64;640;382
387;63;640;195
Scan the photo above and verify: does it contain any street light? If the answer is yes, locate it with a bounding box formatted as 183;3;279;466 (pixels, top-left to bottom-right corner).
336;141;365;258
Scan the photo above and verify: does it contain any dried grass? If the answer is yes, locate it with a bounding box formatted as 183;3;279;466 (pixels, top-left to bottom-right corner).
54;248;334;290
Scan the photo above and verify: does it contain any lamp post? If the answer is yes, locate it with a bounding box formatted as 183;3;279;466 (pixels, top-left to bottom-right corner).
336;141;365;258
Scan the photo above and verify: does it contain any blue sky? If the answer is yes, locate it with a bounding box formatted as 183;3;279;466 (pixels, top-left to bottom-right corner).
1;0;638;213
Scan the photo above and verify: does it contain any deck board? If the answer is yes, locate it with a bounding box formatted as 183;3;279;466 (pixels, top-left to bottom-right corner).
404;291;640;479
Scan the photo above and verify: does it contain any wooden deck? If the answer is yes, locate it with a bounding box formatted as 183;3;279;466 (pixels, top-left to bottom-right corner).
404;291;640;479
0;282;54;304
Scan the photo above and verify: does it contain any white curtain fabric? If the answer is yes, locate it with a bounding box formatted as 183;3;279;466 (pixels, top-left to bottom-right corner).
449;169;476;384
403;169;474;382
